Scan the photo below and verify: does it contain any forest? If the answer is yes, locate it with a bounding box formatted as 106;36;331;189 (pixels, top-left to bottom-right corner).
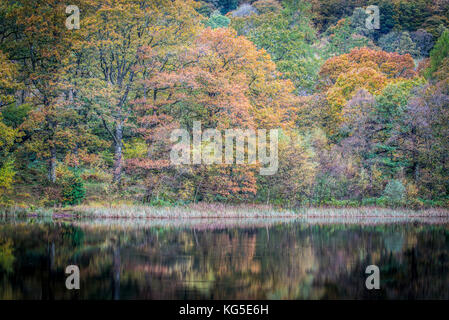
0;0;448;211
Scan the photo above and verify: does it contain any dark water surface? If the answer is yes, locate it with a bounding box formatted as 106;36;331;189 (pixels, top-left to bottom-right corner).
0;217;448;299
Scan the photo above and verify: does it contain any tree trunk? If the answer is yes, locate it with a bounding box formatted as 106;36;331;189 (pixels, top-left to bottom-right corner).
48;146;57;183
112;242;121;300
113;122;123;183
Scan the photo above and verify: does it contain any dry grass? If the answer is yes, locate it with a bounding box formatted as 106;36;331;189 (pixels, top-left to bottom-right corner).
60;203;449;219
65;202;297;218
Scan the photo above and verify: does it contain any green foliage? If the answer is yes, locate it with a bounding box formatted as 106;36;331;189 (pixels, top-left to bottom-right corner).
60;171;86;206
422;16;449;38
149;197;175;207
196;1;216;17
0;118;17;198
383;179;406;205
312;175;339;204
428;30;449;76
123;139;147;160
378;31;420;57
323;16;372;58
0;158;15;197
231;0;320;93
216;0;239;14
257;130;317;207
375;78;425;121
349;7;374;38
100;150;114;167
394;0;430;32
0;119;16;154
204;10;230;28
198;0;241;15
361;197;386;207
322;199;360;207
368;78;425;177
377;0;396;36
0;103;32;128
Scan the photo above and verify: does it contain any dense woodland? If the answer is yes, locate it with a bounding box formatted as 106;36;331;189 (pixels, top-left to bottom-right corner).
0;0;448;209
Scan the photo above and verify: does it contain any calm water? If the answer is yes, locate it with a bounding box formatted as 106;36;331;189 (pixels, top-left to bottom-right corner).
0;217;448;299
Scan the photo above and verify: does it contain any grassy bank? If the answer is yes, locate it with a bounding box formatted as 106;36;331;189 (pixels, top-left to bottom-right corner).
1;202;448;219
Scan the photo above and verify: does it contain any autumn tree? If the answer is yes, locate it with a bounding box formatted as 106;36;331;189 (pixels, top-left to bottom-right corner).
129;27;297;202
318;48;417;136
392;81;449;199
0;119;16;199
392;47;449;199
75;0;202;183
0;0;80;182
0;50;19;108
258;130;317;206
0;50;19;197
338;79;424;181
0;51;18;198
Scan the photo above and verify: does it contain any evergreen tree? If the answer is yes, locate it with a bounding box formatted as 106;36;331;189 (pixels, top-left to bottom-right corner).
204;10;230;28
428;29;449;76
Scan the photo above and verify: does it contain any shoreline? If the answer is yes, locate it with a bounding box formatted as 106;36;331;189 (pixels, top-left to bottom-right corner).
2;213;449;229
1;204;448;220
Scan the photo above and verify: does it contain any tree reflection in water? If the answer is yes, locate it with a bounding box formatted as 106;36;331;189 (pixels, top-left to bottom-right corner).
0;218;448;299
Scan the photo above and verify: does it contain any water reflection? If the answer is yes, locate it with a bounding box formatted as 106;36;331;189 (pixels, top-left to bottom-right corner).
0;218;448;299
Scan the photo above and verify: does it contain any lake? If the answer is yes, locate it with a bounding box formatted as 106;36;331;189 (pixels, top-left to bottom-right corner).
0;216;448;299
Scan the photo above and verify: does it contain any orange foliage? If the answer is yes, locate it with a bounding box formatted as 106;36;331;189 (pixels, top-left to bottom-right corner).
318;48;418;133
130;28;297;200
320;48;416;87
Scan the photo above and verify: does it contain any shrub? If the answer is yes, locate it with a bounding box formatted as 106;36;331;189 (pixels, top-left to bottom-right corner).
383;179;406;205
60;171;86;206
40;185;62;207
149;197;174;207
